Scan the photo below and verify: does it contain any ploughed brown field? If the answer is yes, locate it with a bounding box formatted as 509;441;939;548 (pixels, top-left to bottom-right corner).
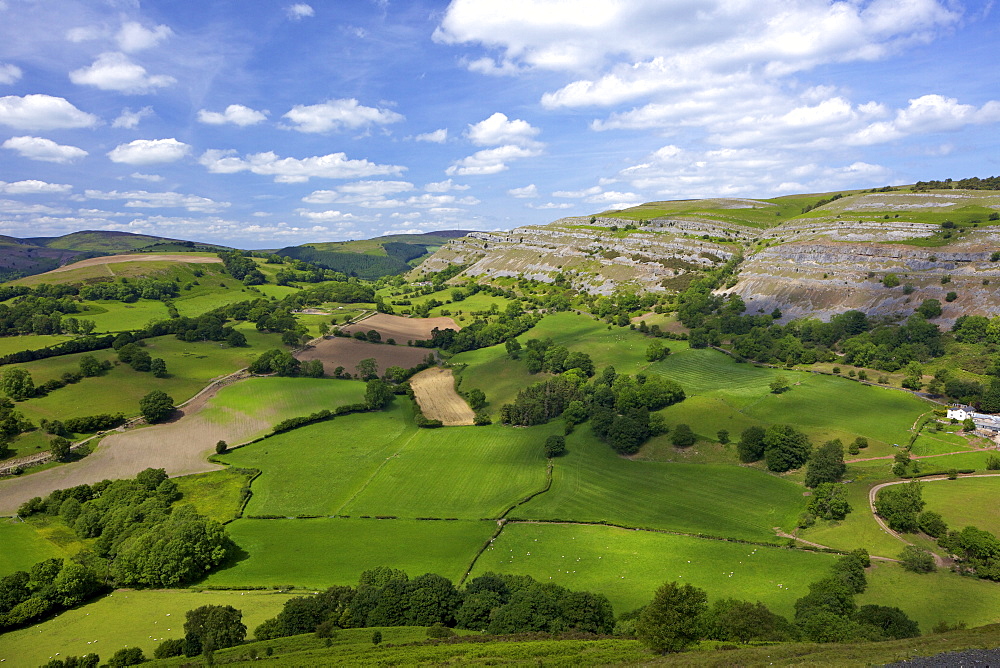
295;337;433;378
47;254;222;273
409;367;475;426
340;313;459;344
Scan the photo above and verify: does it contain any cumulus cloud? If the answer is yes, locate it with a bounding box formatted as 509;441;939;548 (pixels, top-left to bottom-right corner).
0;94;98;130
131;173;164;182
425;179;469;192
0;63;22;84
2;136;88;163
415;128;448;143
69;52;176;93
199;149;406;183
0;200;73;215
287;3;315;20
553;186;602;198
527;202;573;210
0;180;72;195
282;99;403;133
197;104;269;126
83;189;230;213
467;112;541;146
112;106;154;129
107;138;191;165
446;144;542;176
846;95;1000;146
296;209;361;222
300;180;479;209
116;22;173;52
508;184;538;198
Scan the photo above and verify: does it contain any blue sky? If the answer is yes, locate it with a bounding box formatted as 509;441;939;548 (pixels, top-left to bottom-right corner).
0;0;998;248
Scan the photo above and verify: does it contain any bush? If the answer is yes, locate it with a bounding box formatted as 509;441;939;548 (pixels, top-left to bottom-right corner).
671;424;696;447
153;638;185;659
107;646;146;667
899;546;936;573
544;434;566;457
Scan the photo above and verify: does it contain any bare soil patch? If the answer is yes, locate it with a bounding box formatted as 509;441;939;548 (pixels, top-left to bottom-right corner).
295;337;432;377
0;379;262;515
48;254;222;273
341;313;459;344
410;367;475;426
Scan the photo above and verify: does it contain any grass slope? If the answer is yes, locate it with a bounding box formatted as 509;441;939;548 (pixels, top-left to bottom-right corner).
517;429;804;542
920;476;1000;535
0;518;67;577
0;589;297;668
202;518;495;588
472;522;835;616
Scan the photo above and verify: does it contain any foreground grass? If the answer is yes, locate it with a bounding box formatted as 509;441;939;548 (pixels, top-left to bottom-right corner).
518;429;804;543
920;476;1000;536
0;589;297;668
472;522;835;616
201;518;496;588
0;518;68;576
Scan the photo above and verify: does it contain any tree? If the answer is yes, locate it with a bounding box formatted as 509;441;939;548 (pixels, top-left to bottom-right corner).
805;439;846;488
150;358;167;378
635;581;708;653
466;388;487;410
139;390;175;424
737;426;766;463
301;359;324;378
215;440;228;455
505;338;522;359
899;546;936;573
875;481;924;532
49;436;71;462
918;510;948;538
807;482;851;520
365;378;393;409
671;423;696;447
184;604;246;654
646;340;668;362
0;367;34;401
854;604;920;639
916;299;942;319
544;434;566;457
704;598;793;643
79;354;104;377
107;647;145;667
717;429;730;444
763;424;811;472
226;330;248;347
356;357;378;380
769;376;790;394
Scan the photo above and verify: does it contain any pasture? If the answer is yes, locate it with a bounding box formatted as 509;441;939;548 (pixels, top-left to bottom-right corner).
294;337;431;377
517;429;804;543
0;518;67;576
0;334;73;357
202;518;495;588
0;589;296;668
451;343;545;419
409;367;475;425
862;560;1000;630
174;467;255;523
472;522;836;615
797;479;909;558
920;476;1000;535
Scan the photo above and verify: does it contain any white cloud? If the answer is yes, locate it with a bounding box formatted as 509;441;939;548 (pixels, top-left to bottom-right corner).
108;138;191;165
282;98;404;133
465;57;523;76
0;63;22;84
553;186;601;198
296;209;360;222
446;144;542;176
84;189;230;213
528;202;573;210
69;52;176;93
336;180;415;197
197;104;269;126
66;26;104;43
300;181;478;209
112;106;154;129
116;22;173;52
467;112;541;147
287;3;315;20
0;200;73;215
846;95;1000;146
199;149;406;183
0;94;98;130
425;179;469;192
415;128;448;143
131;172;164;182
2;136;88;163
0;180;72;195
508;184;538;198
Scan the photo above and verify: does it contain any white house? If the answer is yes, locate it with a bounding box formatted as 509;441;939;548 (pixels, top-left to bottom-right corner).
947;405;974;421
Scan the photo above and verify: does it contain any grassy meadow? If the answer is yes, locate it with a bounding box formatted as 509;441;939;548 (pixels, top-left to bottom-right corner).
471;522;836;616
920;475;1000;535
202;518;495;588
0;518;68;576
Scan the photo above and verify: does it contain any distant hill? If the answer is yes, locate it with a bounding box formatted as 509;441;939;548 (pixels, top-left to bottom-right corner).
277;231;473;280
0;230;228;281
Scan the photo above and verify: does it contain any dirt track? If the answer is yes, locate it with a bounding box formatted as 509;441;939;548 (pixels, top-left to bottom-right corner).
0;379;264;516
295;337;432;377
48;254;222;273
410;367;475;426
341;313;459;344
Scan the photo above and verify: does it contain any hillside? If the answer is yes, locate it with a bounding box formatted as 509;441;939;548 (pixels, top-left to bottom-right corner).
414;187;1000;324
278;230;472;279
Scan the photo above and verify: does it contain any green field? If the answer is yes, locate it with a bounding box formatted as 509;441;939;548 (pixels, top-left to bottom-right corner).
648;348;930;454
224;401;552;519
472;522;835;615
0;334;73;357
10;326;286;427
0;519;68;576
517;429;804;542
861;560;1000;630
0;589;297;668
920;476;1000;535
451;344;546;419
202;518;495;588
174;468;255;523
81;299;171;331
